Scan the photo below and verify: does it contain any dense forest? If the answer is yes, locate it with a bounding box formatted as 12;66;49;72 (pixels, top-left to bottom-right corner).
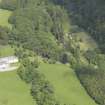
54;0;105;52
0;0;105;105
8;0;72;62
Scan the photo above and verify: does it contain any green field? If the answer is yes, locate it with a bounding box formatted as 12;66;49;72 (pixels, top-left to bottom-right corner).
0;71;35;105
0;45;15;57
39;63;98;105
0;9;12;28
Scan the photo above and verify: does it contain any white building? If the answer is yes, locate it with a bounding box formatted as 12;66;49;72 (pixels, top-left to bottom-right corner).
0;56;19;71
0;56;18;63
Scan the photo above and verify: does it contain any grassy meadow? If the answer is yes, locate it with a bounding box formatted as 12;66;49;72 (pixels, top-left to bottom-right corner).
0;71;35;105
0;9;12;28
0;45;15;57
39;63;98;105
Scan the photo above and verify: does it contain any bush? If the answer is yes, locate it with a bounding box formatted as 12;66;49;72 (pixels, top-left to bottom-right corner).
48;59;56;64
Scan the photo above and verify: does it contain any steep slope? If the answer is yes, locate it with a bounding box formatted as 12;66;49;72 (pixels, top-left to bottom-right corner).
54;0;105;52
39;63;98;105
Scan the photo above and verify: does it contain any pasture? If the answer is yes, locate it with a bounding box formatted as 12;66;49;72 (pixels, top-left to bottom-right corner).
0;9;12;28
0;71;35;105
0;45;15;57
39;63;98;105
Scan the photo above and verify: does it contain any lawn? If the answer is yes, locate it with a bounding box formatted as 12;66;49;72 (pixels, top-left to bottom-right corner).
0;71;35;105
0;9;12;28
0;45;15;57
39;63;98;105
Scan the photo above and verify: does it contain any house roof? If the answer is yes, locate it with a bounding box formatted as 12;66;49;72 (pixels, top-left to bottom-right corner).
0;56;18;63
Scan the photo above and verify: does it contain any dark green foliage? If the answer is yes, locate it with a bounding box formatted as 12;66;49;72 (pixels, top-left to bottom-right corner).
18;58;38;83
69;55;78;69
8;1;65;60
95;54;105;71
1;0;72;62
0;26;10;45
31;75;58;105
75;64;105;105
84;50;97;64
47;5;68;43
0;0;17;10
59;52;68;64
14;48;25;59
52;0;105;52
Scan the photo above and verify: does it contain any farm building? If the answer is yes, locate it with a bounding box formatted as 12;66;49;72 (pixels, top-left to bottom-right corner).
0;56;19;71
